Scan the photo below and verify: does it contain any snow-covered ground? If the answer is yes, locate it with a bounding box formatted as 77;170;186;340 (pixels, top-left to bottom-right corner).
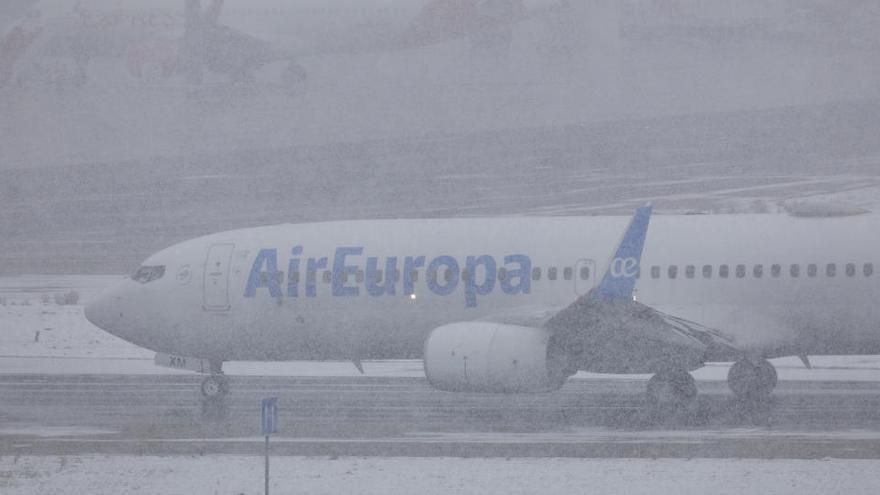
2;455;880;495
0;275;148;360
3;275;880;381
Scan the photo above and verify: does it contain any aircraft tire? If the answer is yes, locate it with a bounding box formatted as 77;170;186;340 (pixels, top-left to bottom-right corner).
201;374;230;399
646;369;697;406
728;359;777;399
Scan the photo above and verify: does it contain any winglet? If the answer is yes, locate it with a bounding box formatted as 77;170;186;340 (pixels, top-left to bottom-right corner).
589;204;653;301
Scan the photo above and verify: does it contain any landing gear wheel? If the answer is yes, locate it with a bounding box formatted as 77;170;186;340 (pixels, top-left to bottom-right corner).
728;359;777;399
201;374;229;400
646;370;697;406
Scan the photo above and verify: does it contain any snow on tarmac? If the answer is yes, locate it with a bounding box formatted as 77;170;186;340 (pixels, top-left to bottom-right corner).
0;275;149;360
2;455;880;495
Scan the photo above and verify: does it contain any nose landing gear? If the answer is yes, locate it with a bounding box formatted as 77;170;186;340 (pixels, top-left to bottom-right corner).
200;374;229;400
200;360;229;419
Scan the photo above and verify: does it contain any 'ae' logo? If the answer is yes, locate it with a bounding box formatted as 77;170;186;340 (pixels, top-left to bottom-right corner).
609;257;639;278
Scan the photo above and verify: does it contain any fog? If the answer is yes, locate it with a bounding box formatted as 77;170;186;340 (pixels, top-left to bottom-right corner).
1;0;878;274
2;1;880;493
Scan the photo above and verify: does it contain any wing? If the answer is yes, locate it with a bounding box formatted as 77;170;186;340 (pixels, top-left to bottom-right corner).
485;205;740;375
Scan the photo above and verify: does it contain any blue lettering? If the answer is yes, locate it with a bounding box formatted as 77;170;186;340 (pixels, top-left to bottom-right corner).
246;246;532;304
427;256;459;296
305;257;328;297
464;255;496;307
287;245;303;297
244;249;282;298
501;254;531;295
403;256;426;295
366;256;397;296
332;247;363;297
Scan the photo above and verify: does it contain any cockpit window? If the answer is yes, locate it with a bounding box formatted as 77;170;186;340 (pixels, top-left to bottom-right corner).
132;265;165;284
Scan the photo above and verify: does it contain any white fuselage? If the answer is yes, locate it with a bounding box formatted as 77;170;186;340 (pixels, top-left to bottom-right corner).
85;213;880;364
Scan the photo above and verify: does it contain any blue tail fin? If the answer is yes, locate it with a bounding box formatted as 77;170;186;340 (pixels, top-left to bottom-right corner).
589;205;653;301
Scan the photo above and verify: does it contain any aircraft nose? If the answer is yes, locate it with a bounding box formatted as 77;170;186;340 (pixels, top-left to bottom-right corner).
85;283;129;337
84;291;118;332
85;279;159;351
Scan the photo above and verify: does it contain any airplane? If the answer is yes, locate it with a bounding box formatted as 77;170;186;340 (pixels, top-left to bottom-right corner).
1;0;571;91
85;204;880;407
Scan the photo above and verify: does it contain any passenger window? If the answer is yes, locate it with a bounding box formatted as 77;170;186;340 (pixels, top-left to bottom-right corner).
846;263;856;277
668;265;678;279
685;265;695;279
462;269;471;283
322;270;332;283
771;264;782;278
548;267;558;281
428;268;438;284
444;268;454;282
498;267;508;282
702;265;712;278
392;269;401;282
719;265;729;278
651;266;660;279
375;269;383;283
532;267;542;281
790;264;800;278
289;271;300;284
563;267;573;281
865;263;874;277
356;270;364;284
736;264;746;278
580;266;590;280
826;264;836;278
409;270;418;282
753;265;763;278
807;264;818;277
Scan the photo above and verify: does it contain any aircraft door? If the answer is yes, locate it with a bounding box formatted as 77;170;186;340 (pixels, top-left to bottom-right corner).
574;259;596;296
204;243;235;311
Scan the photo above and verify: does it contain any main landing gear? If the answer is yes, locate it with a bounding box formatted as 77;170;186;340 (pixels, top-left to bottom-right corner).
645;359;778;406
727;359;778;400
646;369;698;407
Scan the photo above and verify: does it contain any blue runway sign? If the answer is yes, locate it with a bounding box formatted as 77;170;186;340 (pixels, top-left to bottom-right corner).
261;397;278;435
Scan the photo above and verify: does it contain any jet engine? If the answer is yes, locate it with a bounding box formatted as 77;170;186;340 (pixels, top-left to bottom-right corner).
423;322;572;393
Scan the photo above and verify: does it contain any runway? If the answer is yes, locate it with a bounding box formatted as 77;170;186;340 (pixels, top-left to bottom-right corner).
3;374;880;458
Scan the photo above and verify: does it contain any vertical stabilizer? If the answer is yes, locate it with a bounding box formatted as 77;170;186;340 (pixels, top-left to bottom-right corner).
589;205;653;301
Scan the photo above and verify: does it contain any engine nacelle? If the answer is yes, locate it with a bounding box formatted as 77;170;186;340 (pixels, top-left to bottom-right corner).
423;322;568;393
